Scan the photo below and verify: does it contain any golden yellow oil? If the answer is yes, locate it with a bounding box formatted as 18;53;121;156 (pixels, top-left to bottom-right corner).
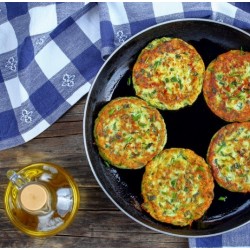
5;162;80;237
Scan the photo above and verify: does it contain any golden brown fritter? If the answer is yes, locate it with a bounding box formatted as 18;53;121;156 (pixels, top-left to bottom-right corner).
141;148;214;226
132;37;205;110
94;97;167;169
203;50;250;122
207;122;250;193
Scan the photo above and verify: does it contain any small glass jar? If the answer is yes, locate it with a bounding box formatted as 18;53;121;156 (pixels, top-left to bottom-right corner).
4;162;80;237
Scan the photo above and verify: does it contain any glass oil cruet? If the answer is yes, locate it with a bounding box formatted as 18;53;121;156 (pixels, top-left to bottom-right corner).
4;162;80;237
7;170;52;215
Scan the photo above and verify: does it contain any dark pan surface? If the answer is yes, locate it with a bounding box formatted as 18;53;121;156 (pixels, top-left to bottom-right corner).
83;19;250;237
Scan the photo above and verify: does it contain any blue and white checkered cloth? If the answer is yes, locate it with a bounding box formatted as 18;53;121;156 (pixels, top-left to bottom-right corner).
0;2;249;247
189;223;250;248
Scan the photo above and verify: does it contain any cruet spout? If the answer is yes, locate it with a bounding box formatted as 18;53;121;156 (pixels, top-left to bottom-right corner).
7;170;28;189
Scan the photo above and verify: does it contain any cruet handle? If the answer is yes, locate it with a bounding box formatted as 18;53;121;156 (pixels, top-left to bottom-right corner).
6;170;28;189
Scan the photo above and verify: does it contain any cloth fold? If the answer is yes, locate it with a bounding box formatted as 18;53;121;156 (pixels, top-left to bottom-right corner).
0;2;249;247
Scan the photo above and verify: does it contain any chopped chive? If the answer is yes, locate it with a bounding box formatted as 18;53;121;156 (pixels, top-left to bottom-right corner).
171;76;178;82
230;80;238;87
171;192;177;201
131;113;141;121
109;108;116;115
125;136;133;143
145;143;153;149
147;43;153;49
197;166;204;171
104;161;110;167
177;152;187;160
164;78;169;83
218;196;227;202
138;122;147;127
148;89;156;98
154;60;161;70
127;77;131;86
177;79;183;89
218;81;225;86
216;74;223;81
171;179;177;188
217;141;226;153
229;72;241;77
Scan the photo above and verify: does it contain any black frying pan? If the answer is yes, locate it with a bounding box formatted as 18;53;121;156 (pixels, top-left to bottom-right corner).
83;19;250;237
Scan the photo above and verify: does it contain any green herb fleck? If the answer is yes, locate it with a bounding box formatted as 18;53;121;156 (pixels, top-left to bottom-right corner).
177;78;183;89
171;76;178;82
218;196;227;202
131;113;141;121
145;143;153;149
104;161;110;167
177;152;187;160
147;43;153;49
217;141;226;153
125;136;133;144
148;89;156;98
218;81;225;86
229;72;241;77
172;193;177;200
127;77;131;86
109;108;116;115
154;60;161;70
197;166;204;171
230;80;238;87
216;74;223;81
164;78;170;83
138;122;147;127
171;179;177;188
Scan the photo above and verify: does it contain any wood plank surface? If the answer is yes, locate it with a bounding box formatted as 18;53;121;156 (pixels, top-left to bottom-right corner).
0;96;189;248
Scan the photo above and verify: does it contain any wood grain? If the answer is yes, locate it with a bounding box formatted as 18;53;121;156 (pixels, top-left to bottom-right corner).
0;96;189;248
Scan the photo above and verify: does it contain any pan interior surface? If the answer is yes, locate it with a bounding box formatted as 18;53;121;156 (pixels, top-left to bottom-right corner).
84;19;250;237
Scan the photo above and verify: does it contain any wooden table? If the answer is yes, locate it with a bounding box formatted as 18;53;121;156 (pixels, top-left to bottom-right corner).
0;96;188;248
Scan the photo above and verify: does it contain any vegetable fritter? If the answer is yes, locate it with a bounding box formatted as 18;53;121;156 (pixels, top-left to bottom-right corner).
132;37;205;110
141;148;214;226
203;50;250;122
94;97;167;169
207;122;250;192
